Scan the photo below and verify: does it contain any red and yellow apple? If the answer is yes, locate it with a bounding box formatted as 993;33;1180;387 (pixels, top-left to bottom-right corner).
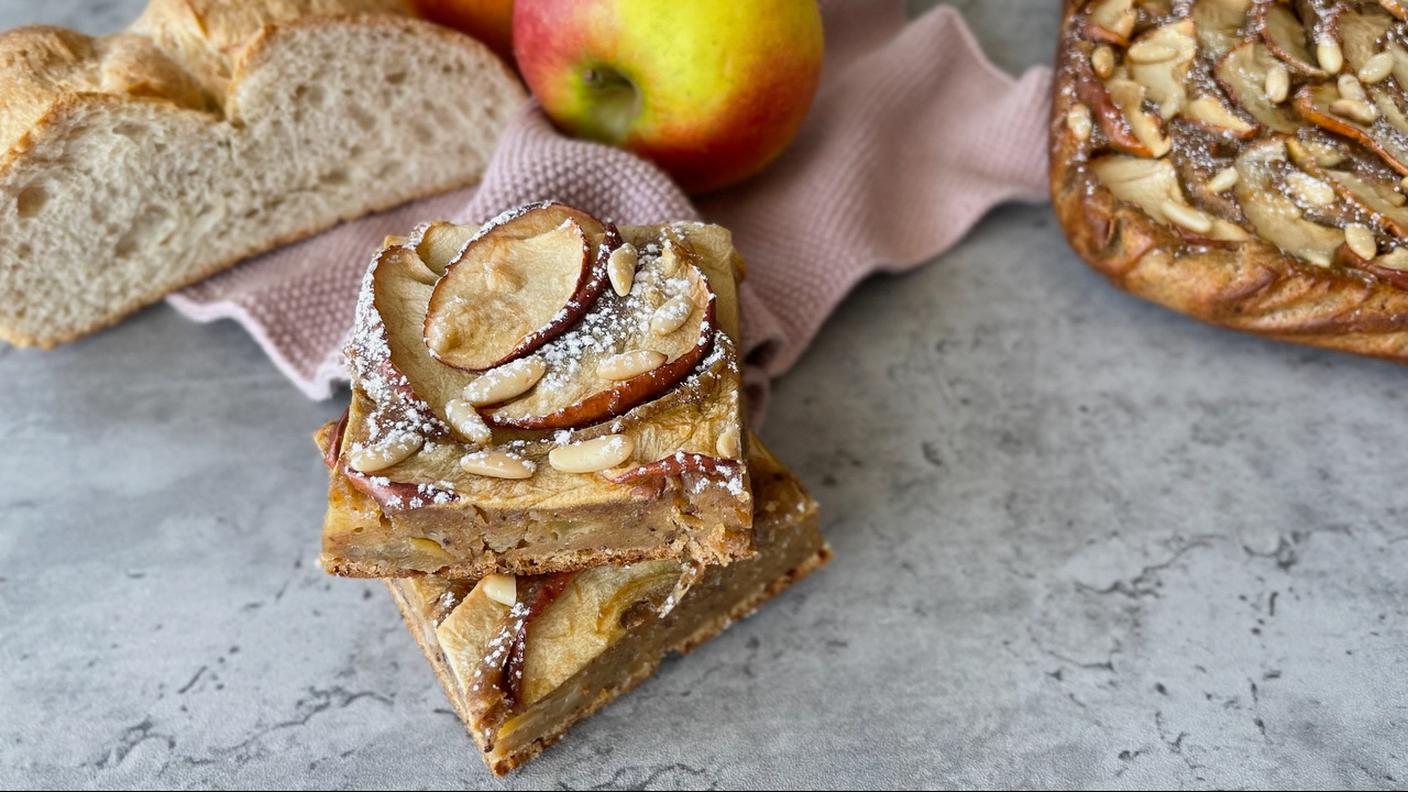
513;0;824;193
411;0;516;62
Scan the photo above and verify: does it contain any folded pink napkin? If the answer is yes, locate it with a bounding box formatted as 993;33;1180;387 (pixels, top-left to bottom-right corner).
168;2;1052;411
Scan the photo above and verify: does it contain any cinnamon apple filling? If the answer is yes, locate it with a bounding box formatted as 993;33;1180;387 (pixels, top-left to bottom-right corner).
1064;0;1408;280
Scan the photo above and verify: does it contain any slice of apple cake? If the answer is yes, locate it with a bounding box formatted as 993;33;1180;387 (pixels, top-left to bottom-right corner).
320;202;757;579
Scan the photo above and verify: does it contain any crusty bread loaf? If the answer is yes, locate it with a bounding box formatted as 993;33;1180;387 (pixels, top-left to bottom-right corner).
1050;0;1408;364
0;0;524;348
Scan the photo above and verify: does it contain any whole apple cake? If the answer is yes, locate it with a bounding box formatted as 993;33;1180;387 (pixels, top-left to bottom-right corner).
1052;0;1408;361
321;202;756;579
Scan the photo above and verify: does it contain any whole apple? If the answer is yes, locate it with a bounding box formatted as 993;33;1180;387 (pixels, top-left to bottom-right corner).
513;0;824;193
412;0;516;62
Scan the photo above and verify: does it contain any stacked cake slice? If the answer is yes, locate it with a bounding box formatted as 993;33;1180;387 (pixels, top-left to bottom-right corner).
315;202;828;774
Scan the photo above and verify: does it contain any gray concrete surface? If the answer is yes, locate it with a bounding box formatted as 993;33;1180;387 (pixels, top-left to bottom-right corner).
2;2;1405;789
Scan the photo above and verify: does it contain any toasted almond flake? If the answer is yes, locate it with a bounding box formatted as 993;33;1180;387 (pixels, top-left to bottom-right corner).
1359;51;1396;84
1160;201;1214;234
1337;74;1367;103
1208;167;1240;194
1265;63;1290;104
548;434;635;473
607;242;638;297
716;426;742;459
1286;172;1337;207
1067;104;1093;142
1317;38;1343;74
459;450;535;479
1345;223;1378;260
1127;40;1179;63
481;574;517;606
444;398;492;445
597;350;666;381
349;432;424;473
1330;97;1378;124
1092;45;1116;79
462;356;546;406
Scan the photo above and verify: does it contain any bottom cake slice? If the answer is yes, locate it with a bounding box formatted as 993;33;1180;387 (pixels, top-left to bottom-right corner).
383;440;827;774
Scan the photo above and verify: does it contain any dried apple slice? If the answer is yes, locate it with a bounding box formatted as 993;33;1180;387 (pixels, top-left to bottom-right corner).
484;239;718;430
1294;82;1408;175
414;220;479;275
1183;94;1260;137
1082;0;1136;46
1233;139;1346;266
1127;19;1198;119
1106;78;1174;157
1091;154;1250;242
1258;1;1327;76
424;202;615;371
352;245;475;420
1193;0;1253;59
1073;58;1154;155
1216;41;1303;133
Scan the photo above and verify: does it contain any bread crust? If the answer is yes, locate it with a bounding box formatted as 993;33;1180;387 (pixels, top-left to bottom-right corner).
1051;0;1408;363
0;2;522;349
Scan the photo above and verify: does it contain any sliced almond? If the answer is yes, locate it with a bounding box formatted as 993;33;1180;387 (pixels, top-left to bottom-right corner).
480;573;517;606
444;398;492;444
1208;166;1240;193
1345;223;1378;259
459;450;535;479
462;356;546;406
1359;51;1396;84
1159;200;1214;234
548;434;635;473
348;431;424;473
598;350;667;381
608;242;638;297
1092;45;1116;79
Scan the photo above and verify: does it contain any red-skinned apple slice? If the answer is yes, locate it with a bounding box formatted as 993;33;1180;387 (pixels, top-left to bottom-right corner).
485;237;718;430
1073;57;1154;156
1105;78;1173;157
1233;138;1346;267
1257;1;1327;77
1286;138;1408;237
1183;95;1260;138
1382;0;1408;21
1216;41;1303;133
1363;247;1408;286
423;202;616;371
1294;82;1408;175
1336;4;1393;75
1126;19;1197;119
1090;154;1249;243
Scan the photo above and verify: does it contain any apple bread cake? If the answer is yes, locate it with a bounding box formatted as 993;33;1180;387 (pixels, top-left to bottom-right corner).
1052;0;1408;361
379;436;827;775
321;202;756;579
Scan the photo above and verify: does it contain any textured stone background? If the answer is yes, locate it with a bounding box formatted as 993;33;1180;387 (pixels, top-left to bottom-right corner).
1;1;1405;789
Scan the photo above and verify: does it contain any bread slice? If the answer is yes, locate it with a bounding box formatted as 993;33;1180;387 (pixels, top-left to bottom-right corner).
0;0;524;348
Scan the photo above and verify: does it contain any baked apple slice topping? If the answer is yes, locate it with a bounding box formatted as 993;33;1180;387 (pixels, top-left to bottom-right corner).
1126;19;1198;119
1293;81;1408;175
1106;78;1175;157
1216;41;1303;133
484;240;718;430
423;202;615;371
1090;154;1249;242
1257;1;1330;77
1234;138;1347;266
1192;0;1253;59
1082;0;1136;46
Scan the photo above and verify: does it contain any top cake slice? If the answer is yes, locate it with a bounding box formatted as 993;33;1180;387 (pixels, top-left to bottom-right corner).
321;201;753;578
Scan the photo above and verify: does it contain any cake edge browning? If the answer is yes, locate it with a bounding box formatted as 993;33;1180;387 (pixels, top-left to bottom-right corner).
1051;0;1408;363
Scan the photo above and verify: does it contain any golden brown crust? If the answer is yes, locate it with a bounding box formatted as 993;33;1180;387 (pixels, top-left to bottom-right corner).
1051;0;1408;363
